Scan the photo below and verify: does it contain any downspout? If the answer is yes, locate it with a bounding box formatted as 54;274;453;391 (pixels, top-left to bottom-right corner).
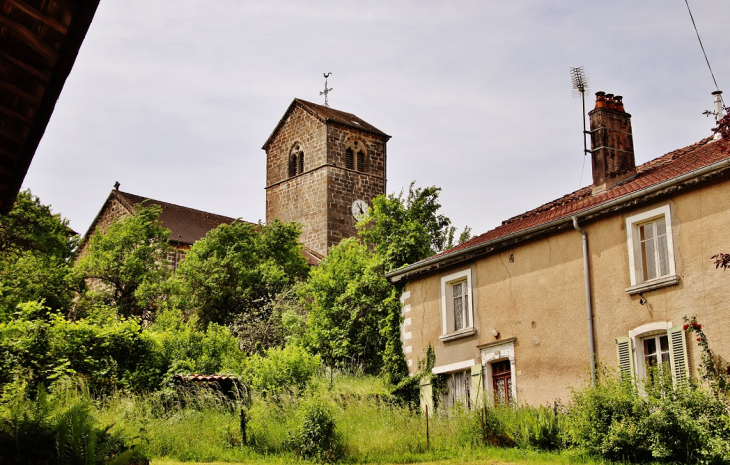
572;216;596;385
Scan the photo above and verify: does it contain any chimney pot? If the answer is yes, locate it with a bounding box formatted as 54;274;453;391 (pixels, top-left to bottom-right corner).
614;95;624;112
594;91;607;109
605;94;616;109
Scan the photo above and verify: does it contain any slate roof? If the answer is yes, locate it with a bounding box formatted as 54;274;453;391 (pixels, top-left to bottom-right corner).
81;189;241;248
262;98;390;150
388;136;730;280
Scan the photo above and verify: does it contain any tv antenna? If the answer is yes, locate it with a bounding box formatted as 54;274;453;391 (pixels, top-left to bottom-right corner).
570;66;591;158
320;72;333;107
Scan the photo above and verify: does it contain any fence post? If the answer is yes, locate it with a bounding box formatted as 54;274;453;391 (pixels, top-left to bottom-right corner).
240;407;247;446
425;404;430;450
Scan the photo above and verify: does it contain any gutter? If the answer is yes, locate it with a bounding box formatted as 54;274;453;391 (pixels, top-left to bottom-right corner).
386;153;730;282
572;216;597;386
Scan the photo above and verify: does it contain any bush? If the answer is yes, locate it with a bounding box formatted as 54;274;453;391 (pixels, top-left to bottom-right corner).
246;344;320;398
564;370;730;463
286;397;343;462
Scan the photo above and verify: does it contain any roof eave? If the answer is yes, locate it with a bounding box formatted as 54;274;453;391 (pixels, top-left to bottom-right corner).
386;155;730;283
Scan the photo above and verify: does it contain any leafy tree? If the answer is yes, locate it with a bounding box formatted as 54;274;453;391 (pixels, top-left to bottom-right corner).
0;190;77;320
73;204;170;319
300;239;401;377
174;220;308;340
358;182;470;272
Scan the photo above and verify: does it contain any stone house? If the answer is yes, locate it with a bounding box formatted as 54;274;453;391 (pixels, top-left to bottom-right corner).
386;92;730;410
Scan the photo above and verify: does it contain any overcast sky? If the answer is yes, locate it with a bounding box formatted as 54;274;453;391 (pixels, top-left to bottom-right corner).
22;1;730;239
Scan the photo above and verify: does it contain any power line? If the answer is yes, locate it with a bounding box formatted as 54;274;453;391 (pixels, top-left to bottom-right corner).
683;0;722;97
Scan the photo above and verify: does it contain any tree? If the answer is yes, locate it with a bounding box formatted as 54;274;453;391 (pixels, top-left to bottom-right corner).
174;220;308;345
300;239;403;378
0;190;77;320
358;182;470;272
73;204;170;319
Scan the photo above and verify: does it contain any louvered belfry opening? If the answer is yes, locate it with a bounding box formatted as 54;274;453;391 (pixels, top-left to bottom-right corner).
356;149;365;172
345;147;354;169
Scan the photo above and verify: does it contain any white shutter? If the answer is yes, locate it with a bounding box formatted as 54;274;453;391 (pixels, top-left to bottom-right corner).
419;375;434;414
668;326;689;385
615;337;634;379
470;364;483;408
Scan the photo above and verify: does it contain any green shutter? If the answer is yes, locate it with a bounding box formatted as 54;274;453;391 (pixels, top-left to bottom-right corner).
668;325;689;385
420;374;434;415
615;336;634;379
470;364;483;408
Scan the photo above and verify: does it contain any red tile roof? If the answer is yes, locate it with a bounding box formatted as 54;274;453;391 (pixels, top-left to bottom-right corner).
389;136;730;278
262;98;390;150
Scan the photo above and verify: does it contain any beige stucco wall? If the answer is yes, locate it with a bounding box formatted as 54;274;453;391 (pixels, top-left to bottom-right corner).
403;175;730;406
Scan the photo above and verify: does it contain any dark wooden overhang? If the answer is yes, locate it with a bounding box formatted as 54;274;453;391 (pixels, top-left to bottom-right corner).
0;0;100;214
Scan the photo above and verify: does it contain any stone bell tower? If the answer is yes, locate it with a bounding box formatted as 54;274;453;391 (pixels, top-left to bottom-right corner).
262;98;390;257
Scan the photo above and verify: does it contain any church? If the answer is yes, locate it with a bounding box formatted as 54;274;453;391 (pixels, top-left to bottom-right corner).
78;98;390;264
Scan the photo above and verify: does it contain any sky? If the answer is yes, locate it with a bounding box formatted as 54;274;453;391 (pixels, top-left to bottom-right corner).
21;1;730;239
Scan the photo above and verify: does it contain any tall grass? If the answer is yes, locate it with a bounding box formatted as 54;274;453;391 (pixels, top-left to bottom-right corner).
66;371;597;464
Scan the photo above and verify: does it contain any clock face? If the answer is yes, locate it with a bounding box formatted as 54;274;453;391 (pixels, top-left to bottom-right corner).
351;199;368;220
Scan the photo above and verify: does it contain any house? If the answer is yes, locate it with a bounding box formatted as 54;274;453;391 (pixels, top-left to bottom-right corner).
0;0;101;214
386;92;730;410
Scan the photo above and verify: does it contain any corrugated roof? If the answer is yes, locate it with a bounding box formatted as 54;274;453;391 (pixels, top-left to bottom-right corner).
262;98;390;150
391;136;729;277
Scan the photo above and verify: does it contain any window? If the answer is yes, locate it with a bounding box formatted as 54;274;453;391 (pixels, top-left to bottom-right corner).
427;359;481;412
491;360;513;405
288;144;304;177
345;141;366;171
439;269;475;341
616;322;689;385
625;205;679;294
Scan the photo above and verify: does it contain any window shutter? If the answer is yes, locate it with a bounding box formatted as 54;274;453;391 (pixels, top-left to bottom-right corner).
615;336;634;379
470;364;483;407
668;325;689;385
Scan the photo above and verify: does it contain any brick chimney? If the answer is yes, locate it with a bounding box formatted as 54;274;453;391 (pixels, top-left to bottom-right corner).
588;91;636;193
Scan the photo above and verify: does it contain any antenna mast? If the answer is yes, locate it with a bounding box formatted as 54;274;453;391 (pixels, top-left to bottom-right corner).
570;66;591;157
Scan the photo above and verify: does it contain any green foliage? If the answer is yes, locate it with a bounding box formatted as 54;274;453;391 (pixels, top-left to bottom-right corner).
563;370;730;463
684;316;730;396
0;303;243;393
300;239;403;378
245;345;320;398
0;379;146;465
472;404;562;451
174;220;308;335
74;204;171;319
358;182;470;272
286;397;343;462
0;190;77;320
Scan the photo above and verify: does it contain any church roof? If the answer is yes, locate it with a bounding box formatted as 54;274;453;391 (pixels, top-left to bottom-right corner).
387;136;730;282
81;189;241;248
262;98;390;150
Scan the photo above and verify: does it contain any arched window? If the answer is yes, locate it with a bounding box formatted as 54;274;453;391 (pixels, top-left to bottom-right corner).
345;140;366;172
289;143;304;177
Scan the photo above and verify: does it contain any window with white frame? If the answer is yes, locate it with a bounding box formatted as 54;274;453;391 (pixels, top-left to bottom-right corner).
615;322;689;385
439;269;475;341
625;205;679;294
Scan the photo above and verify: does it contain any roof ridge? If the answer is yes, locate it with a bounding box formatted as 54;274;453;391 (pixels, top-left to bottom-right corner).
116;190;242;222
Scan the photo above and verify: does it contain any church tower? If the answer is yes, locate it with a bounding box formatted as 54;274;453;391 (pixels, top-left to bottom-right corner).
263;99;390;257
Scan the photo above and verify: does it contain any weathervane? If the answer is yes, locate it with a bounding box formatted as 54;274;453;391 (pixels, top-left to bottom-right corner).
320;72;333;107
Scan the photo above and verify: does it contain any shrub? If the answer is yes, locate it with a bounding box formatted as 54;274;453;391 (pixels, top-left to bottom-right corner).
246;344;320;398
564;370;730;463
286;397;343;462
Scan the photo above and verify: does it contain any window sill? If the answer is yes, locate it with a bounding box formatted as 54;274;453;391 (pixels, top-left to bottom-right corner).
625;275;680;295
439;327;476;342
